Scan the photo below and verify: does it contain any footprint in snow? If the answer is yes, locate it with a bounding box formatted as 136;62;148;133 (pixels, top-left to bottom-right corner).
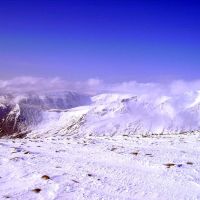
11;147;23;153
2;195;11;199
110;147;117;151
145;153;153;157
87;173;93;177
10;157;25;161
72;179;79;183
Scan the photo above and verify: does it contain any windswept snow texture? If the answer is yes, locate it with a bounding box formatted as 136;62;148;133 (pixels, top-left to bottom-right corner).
1;134;200;199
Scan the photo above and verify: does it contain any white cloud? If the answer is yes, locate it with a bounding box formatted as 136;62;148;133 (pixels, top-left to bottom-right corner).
0;76;200;97
0;76;101;94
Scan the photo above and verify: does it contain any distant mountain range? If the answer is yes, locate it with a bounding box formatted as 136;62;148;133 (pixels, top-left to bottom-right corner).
1;91;200;138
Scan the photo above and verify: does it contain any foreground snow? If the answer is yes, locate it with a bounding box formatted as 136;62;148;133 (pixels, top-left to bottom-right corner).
1;133;200;200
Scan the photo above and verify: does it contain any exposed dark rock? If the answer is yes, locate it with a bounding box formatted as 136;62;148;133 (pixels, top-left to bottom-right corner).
0;92;91;138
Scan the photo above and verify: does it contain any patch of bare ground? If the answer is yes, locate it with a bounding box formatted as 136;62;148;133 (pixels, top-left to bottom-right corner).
164;163;176;168
32;188;41;193
131;152;139;156
186;162;193;165
41;175;50;180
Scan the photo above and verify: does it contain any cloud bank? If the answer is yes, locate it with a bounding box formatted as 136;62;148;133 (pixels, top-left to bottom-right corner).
0;76;103;94
1;76;200;97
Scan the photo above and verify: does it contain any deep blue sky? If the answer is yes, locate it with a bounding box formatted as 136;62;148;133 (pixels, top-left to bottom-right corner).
0;0;200;82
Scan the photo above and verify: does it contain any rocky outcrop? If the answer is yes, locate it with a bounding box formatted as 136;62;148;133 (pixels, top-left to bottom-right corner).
0;92;91;138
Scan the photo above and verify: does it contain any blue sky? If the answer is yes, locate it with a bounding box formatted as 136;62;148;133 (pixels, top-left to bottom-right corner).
0;0;200;82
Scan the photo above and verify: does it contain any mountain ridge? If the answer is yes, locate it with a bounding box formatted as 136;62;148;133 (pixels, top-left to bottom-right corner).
0;91;90;137
1;91;200;138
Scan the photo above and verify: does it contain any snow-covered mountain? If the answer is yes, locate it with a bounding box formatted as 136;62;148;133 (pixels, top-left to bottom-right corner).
32;92;200;137
0;92;90;137
1;91;200;138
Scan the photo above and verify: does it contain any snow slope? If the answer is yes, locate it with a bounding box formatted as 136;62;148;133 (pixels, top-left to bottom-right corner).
0;133;200;199
30;92;200;138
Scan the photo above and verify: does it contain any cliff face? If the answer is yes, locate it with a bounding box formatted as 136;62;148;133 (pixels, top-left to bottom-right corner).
0;92;91;138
